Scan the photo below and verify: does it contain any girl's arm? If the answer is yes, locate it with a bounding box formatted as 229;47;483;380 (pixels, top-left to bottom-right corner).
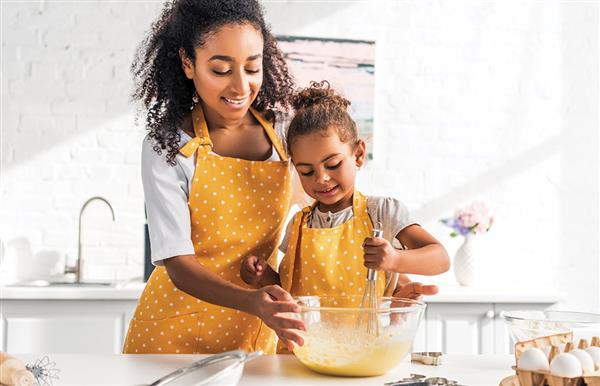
394;224;450;275
164;254;305;344
363;225;450;275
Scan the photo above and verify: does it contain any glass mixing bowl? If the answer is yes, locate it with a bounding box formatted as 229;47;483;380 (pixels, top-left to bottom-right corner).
501;310;600;343
290;295;425;377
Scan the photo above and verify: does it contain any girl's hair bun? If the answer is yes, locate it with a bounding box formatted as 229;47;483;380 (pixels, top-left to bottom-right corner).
292;80;351;111
286;80;358;155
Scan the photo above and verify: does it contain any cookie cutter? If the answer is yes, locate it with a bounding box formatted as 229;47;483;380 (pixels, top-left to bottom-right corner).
411;351;443;366
385;374;465;386
385;374;427;386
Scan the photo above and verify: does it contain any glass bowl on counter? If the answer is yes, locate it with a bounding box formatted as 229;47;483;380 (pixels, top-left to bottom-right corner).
501;310;600;343
290;295;426;377
146;350;261;386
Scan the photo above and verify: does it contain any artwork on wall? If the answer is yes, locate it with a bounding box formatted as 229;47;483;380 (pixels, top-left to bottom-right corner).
277;36;376;160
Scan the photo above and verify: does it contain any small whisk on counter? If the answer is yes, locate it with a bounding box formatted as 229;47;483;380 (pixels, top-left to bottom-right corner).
358;222;384;335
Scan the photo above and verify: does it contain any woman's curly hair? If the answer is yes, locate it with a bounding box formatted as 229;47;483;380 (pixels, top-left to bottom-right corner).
286;80;358;156
132;0;295;165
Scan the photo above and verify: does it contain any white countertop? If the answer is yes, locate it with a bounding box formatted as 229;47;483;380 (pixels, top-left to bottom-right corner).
1;281;564;303
0;281;147;300
431;285;564;303
16;353;515;386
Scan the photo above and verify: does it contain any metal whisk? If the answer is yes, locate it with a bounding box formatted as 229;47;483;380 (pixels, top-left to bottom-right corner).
358;222;383;335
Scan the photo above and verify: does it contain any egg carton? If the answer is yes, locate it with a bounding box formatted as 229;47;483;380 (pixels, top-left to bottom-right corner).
514;332;573;361
499;370;600;385
500;334;600;386
511;367;600;386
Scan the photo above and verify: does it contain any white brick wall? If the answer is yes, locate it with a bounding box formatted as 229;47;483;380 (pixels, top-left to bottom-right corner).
1;1;598;311
1;0;160;282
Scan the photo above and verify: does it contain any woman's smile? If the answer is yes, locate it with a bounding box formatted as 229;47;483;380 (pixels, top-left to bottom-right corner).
221;95;250;109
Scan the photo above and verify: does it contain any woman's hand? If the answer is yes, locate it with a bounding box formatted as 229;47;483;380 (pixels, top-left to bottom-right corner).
246;285;306;348
393;281;438;301
240;255;267;286
362;236;399;271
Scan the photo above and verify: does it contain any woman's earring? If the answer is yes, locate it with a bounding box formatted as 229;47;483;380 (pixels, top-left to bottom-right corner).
191;91;200;110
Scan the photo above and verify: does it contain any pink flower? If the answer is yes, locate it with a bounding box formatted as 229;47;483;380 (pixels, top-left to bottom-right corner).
441;201;494;237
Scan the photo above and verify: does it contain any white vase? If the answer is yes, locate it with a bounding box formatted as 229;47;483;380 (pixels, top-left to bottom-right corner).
453;234;478;286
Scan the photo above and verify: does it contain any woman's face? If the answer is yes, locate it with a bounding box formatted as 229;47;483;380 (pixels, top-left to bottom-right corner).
291;129;366;213
182;23;264;122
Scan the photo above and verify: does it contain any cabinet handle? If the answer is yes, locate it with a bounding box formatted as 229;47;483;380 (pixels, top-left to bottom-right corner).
485;310;495;319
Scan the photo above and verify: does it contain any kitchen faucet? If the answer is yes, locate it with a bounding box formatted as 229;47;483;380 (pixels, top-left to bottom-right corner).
65;196;115;283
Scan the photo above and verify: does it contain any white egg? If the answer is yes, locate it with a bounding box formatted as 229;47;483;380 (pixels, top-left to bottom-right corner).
570;349;595;373
585;346;600;365
550;353;583;377
518;347;549;371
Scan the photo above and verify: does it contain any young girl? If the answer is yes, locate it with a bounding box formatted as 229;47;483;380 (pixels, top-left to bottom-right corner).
123;0;306;355
241;81;450;309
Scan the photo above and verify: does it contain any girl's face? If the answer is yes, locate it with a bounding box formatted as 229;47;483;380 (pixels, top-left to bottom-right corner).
291;129;366;213
182;23;263;122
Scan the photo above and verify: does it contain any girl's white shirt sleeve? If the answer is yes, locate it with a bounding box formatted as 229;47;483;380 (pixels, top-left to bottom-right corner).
366;196;419;246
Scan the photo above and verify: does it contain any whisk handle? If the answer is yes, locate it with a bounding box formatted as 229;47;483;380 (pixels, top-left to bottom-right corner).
366;269;378;280
366;224;383;281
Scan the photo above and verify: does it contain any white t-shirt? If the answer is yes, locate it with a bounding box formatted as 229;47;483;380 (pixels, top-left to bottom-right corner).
142;123;296;266
279;196;417;253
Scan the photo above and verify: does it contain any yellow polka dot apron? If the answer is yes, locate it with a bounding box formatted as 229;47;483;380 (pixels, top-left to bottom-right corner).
276;191;386;352
123;104;292;354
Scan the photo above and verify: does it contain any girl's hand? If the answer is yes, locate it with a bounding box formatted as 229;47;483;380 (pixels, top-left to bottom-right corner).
247;285;306;347
240;255;267;286
362;236;398;272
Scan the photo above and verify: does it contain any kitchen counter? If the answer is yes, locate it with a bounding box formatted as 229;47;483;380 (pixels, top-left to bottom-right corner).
1;281;564;303
16;353;515;386
0;281;147;300
432;285;564;303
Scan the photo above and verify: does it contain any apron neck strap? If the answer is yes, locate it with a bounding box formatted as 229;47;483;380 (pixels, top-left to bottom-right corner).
192;103;213;145
352;191;369;218
180;104;288;162
179;103;212;158
249;107;288;162
300;191;369;227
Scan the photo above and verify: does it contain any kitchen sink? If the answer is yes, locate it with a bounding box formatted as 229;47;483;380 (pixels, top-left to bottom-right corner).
6;280;115;287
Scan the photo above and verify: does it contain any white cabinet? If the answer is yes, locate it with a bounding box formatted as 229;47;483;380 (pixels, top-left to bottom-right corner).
1;299;137;354
423;303;495;354
412;302;553;355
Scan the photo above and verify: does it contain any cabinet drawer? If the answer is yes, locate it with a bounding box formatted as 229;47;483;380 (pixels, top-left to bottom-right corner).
1;299;136;354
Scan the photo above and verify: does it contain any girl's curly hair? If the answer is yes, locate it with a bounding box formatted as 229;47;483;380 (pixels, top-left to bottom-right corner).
133;0;295;165
286;80;358;156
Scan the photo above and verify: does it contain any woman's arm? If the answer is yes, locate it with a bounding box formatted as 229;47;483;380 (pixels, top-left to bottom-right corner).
392;273;439;299
164;254;305;344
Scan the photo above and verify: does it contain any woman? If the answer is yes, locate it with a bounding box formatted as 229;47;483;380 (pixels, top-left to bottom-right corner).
123;0;304;354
